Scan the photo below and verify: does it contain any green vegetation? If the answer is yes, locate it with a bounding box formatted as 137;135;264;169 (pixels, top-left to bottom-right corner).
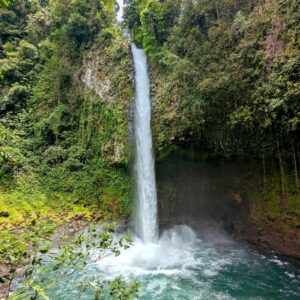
126;0;299;158
0;0;133;215
0;0;12;7
125;0;300;221
0;1;134;298
1;0;300;296
1;224;140;299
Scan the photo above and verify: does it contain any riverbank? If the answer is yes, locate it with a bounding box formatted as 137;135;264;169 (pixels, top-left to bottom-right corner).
230;194;300;259
0;189;104;298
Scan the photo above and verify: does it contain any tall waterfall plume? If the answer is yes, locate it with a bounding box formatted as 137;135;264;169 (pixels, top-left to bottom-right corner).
115;0;158;243
132;44;158;243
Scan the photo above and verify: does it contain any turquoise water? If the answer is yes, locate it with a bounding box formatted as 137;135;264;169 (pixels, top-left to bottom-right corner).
50;226;300;300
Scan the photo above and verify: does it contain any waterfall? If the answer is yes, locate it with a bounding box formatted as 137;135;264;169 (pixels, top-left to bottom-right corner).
115;0;158;243
132;44;158;243
116;0;125;22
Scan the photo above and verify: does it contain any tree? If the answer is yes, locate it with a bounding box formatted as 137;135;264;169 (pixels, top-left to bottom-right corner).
0;0;12;7
1;223;140;299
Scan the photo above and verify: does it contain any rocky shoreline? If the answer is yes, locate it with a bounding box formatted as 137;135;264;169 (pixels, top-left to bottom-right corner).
230;215;300;260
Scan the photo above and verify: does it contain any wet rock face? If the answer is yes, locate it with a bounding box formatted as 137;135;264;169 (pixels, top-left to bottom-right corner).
238;218;300;259
156;154;300;259
156;156;251;228
79;42;134;164
230;192;243;206
82;59;112;103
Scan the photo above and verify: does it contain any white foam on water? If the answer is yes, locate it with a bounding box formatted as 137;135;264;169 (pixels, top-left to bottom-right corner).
285;271;296;279
269;258;289;266
93;225;235;299
97;226;200;277
94;224;235;298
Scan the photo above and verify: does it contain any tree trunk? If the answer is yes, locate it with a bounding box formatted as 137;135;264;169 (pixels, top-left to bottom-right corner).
262;153;267;198
277;141;285;196
292;142;299;193
297;143;300;170
215;1;220;20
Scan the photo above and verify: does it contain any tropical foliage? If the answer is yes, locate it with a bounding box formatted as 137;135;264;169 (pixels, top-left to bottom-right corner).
0;0;132;201
0;1;133;298
126;0;299;160
125;0;300;223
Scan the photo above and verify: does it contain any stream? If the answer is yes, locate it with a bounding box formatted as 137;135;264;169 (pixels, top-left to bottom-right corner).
49;224;300;299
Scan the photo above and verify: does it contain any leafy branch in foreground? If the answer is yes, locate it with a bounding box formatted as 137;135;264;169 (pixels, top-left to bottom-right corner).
0;0;12;7
1;223;139;300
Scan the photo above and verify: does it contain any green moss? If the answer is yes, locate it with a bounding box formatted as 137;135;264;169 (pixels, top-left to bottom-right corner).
244;170;300;224
0;189;99;229
264;193;281;221
288;193;300;215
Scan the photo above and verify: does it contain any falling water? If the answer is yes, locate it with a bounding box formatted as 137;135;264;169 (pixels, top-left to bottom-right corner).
116;0;158;243
116;0;125;22
132;44;158;243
